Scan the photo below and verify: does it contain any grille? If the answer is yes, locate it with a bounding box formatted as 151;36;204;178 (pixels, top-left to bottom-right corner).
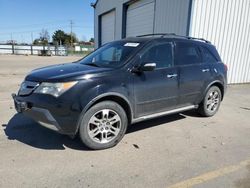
18;81;40;96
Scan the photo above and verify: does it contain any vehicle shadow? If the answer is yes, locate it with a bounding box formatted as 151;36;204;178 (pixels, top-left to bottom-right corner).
3;112;187;150
181;109;203;118
127;113;186;134
3;113;89;151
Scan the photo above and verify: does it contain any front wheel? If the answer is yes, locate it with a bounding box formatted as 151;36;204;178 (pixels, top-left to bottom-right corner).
79;101;128;150
198;86;222;117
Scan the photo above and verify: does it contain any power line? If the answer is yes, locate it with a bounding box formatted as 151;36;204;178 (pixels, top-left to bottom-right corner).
0;20;92;30
0;21;94;43
0;20;70;30
73;25;93;28
0;25;70;35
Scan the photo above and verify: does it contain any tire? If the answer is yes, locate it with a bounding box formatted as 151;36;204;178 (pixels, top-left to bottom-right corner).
79;101;128;150
198;86;222;117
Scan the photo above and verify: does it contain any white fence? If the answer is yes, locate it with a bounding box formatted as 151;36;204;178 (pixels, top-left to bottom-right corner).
0;44;67;56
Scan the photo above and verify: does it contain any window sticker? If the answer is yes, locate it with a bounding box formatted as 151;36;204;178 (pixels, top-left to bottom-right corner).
124;43;140;47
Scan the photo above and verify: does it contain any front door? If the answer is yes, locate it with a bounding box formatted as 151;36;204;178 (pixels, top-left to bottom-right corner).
133;41;179;117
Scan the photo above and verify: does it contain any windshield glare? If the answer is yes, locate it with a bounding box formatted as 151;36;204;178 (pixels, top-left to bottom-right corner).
79;41;141;68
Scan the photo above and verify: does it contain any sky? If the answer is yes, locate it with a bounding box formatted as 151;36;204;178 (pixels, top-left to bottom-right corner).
0;0;95;44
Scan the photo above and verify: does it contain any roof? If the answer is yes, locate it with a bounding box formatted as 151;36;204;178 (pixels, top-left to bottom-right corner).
135;33;211;43
117;34;212;47
90;0;99;8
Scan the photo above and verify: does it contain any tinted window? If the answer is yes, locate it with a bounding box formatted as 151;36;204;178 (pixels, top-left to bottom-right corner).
175;42;201;66
201;47;218;63
141;43;173;69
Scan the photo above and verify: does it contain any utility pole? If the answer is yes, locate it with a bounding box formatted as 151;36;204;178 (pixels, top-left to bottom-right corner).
11;33;14;54
31;32;34;55
31;32;33;43
70;20;74;47
21;34;24;44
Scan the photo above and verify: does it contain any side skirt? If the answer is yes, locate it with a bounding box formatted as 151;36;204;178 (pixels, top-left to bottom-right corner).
132;105;198;124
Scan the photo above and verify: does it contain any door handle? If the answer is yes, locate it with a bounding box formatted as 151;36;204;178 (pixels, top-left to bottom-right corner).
167;74;178;78
202;68;210;72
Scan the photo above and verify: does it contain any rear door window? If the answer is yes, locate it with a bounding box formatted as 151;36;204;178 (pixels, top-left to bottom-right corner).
175;42;202;66
200;46;218;63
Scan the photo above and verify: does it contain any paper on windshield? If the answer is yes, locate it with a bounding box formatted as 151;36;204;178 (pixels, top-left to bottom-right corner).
124;43;140;47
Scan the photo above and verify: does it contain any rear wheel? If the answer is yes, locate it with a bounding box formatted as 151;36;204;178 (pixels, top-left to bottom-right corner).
79;101;128;150
198;86;222;117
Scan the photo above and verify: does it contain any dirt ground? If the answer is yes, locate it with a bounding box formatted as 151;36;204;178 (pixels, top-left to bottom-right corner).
0;55;250;188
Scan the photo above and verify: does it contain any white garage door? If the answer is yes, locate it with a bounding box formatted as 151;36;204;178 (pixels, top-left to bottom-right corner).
126;1;155;37
101;10;115;45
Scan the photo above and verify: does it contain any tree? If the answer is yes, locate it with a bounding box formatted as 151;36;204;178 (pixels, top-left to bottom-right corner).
52;30;78;46
89;38;94;43
67;33;78;45
33;39;40;45
39;29;50;45
52;30;67;45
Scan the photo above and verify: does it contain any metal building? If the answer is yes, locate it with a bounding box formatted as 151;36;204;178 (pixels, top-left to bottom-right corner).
92;0;250;84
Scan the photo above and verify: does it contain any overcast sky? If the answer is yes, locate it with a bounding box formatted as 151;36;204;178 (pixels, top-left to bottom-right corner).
0;0;95;43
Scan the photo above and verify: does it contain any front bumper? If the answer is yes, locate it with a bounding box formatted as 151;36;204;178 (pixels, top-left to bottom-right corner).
12;93;79;135
12;93;61;132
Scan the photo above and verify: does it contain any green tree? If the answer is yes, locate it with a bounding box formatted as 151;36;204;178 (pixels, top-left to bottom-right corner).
89;38;94;43
52;30;78;46
52;30;67;45
67;33;78;46
33;39;40;45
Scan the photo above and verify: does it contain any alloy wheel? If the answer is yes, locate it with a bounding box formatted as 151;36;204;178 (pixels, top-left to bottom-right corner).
87;109;121;144
206;90;220;113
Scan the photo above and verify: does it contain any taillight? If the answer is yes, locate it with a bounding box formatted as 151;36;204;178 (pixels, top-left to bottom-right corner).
223;63;228;71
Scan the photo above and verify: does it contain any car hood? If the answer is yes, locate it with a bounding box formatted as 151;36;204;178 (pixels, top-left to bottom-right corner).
25;62;113;82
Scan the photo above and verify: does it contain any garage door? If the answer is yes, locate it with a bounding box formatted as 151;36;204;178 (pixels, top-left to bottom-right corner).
126;1;155;37
101;10;115;45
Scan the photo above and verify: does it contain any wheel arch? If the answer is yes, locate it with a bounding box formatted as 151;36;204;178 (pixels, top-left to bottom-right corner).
205;81;225;101
75;92;133;135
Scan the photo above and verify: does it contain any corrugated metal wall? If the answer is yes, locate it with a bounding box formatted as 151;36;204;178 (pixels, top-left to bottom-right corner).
190;0;250;84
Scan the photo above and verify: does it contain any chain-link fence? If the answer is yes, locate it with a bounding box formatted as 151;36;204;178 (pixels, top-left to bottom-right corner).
0;44;94;56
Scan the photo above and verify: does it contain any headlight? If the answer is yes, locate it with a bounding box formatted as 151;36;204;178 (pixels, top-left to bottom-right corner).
34;81;78;97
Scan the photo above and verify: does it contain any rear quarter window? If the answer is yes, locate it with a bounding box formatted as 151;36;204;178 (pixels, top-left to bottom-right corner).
201;46;218;63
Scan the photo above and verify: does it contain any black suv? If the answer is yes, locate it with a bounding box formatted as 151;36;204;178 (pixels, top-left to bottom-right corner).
12;34;227;150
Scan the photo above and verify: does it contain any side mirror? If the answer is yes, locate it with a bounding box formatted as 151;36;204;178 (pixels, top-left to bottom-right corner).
139;62;156;71
131;62;156;73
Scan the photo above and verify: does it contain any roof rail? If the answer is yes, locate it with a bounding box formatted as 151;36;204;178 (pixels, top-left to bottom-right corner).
136;33;176;37
136;33;211;43
186;36;211;43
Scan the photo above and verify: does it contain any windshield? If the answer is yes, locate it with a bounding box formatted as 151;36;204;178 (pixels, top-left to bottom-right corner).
79;41;142;68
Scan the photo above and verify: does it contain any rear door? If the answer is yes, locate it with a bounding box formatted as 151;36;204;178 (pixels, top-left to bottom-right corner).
133;41;178;117
175;42;212;106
